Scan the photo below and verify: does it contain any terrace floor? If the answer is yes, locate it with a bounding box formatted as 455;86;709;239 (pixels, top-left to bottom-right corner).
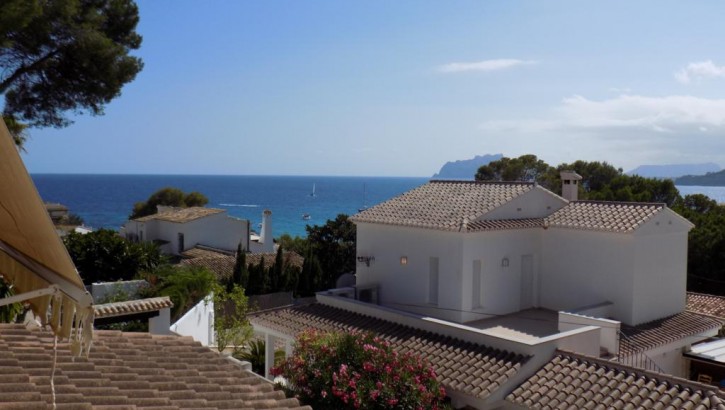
465;308;560;341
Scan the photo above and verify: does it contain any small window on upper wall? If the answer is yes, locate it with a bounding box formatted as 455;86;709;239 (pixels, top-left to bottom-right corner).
564;180;571;184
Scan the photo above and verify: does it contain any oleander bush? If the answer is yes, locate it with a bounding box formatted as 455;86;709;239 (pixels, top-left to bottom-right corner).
271;330;447;410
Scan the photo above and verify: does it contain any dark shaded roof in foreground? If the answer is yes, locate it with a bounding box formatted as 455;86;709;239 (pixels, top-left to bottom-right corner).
0;323;309;409
687;292;725;320
507;351;725;409
250;303;529;400
619;312;722;356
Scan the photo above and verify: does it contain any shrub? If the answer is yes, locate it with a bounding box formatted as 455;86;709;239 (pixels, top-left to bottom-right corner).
271;330;446;410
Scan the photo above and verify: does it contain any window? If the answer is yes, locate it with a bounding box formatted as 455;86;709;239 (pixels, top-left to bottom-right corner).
177;233;185;253
139;230;143;242
472;260;482;308
428;257;439;305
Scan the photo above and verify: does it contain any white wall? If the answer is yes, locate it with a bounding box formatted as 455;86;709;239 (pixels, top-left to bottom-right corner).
481;187;567;220
170;293;214;346
356;223;464;322
559;311;620;355
631;211;689;325
540;228;637;325
153;213;248;254
460;229;542;322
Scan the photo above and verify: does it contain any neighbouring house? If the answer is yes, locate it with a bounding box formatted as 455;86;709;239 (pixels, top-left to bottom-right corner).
345;174;719;375
121;207;277;256
44;202;69;223
250;173;724;408
351;175;693;327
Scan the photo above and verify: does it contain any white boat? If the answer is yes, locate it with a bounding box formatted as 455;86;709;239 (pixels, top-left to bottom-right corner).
302;213;311;220
358;183;368;212
309;183;316;198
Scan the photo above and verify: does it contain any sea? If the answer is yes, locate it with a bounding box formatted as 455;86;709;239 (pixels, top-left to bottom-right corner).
31;174;428;238
30;174;725;238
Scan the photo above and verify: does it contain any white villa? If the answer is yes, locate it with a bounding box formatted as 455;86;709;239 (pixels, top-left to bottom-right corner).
352;173;692;327
251;173;724;409
121;206;276;255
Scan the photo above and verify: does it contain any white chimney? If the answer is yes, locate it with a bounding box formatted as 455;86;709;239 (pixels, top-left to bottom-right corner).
560;171;583;201
260;209;274;253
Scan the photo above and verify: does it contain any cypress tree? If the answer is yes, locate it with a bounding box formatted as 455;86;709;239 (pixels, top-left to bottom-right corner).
230;243;248;292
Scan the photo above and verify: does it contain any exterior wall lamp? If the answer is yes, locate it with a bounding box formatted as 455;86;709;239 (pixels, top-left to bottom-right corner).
357;255;375;267
501;257;509;268
400;256;408;265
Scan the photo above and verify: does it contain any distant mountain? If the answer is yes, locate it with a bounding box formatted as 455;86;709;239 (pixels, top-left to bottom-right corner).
432;154;503;180
626;163;721;179
676;169;725;186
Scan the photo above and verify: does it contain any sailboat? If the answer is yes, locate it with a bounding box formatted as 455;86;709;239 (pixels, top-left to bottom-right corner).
309;183;316;198
358;183;368;212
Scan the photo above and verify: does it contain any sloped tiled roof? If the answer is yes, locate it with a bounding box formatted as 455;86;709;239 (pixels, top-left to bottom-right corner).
350;180;535;231
466;218;544;232
506;351;725;409
0;323;309;409
250;303;529;400
94;297;174;319
545;201;665;233
619;312;722;356
181;246;234;259
134;207;224;223
687;292;725;320
181;250;304;282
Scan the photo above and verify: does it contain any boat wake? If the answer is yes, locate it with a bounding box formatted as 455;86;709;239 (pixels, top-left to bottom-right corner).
219;203;259;207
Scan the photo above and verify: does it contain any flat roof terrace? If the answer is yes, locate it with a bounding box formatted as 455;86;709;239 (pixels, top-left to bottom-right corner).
464;308;560;341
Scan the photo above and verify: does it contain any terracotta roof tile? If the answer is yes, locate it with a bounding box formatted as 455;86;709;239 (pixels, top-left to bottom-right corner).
687;292;725;319
619;312;722;356
466;218;544;232
545;201;665;233
134;207;224;223
250;303;529;400
0;323;310;409
180;246;234;259
506;351;725;409
93;297;173;319
350;180;535;231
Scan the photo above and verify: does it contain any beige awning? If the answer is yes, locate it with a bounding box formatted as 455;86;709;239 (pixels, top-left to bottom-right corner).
0;119;93;356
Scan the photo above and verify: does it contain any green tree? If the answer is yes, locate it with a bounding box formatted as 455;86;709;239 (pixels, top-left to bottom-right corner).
213;283;253;354
672;194;725;295
141;264;215;322
270;246;284;291
236;339;285;375
297;247;323;297
306;214;356;290
246;256;269;295
63;229;165;284
228;243;248;292
0;0;143;146
277;234;308;255
476;154;554;185
130;187;209;219
0;277;23;323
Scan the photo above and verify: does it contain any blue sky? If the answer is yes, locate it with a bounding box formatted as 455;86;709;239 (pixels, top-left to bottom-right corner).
20;1;725;176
